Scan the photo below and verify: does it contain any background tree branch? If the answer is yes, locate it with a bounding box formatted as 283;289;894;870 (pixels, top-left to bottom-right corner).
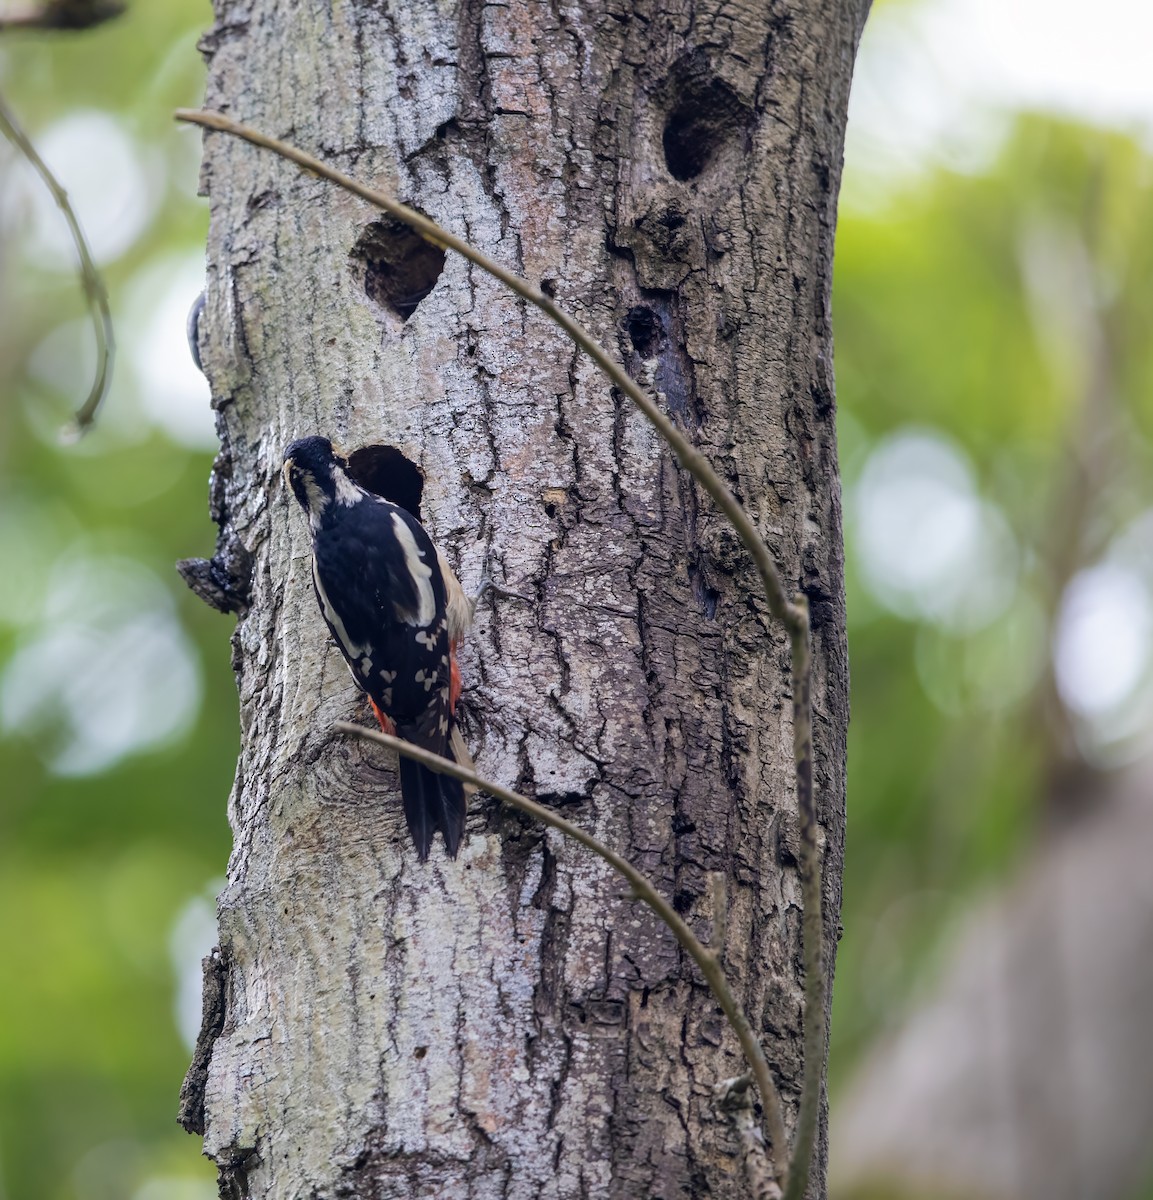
0;0;123;31
0;89;113;432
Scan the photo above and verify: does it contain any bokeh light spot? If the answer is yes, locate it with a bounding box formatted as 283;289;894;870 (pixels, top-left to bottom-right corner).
0;554;201;775
125;255;215;448
16;110;157;268
853;428;1018;632
168;882;223;1052
1054;563;1152;719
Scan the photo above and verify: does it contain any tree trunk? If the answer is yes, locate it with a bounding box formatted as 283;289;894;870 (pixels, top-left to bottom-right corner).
182;1;865;1196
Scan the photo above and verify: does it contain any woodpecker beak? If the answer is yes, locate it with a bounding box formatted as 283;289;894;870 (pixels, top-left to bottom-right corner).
282;458;296;488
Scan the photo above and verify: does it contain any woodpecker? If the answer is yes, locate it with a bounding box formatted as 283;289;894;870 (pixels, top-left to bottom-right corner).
283;435;474;860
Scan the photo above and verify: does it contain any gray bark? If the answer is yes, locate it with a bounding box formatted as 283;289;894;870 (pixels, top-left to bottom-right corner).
183;1;865;1196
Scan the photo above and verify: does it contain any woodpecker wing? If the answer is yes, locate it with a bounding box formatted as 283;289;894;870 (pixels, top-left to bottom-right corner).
311;500;449;722
436;544;474;646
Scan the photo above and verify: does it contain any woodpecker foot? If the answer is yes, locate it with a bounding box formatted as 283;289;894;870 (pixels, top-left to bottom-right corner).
474;576;533;610
369;698;396;736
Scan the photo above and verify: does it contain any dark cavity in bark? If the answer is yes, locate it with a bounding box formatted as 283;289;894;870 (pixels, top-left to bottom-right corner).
351;217;446;320
661;59;753;182
345;444;424;520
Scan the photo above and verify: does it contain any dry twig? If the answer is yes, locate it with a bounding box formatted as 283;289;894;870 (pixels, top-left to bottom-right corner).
0;90;114;433
0;0;124;31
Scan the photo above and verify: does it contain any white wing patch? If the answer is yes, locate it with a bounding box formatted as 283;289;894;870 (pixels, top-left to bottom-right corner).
390;512;436;626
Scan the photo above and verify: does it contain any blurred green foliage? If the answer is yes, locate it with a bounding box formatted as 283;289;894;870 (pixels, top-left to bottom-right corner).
831;117;1153;1086
0;3;228;1198
2;4;1152;1199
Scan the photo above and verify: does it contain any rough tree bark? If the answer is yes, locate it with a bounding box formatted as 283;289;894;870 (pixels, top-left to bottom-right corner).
181;1;866;1196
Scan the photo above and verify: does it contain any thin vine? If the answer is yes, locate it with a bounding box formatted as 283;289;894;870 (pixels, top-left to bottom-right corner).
0;90;114;434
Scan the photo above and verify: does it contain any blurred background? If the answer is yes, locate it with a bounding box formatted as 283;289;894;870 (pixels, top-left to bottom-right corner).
0;5;229;1198
0;1;1150;1197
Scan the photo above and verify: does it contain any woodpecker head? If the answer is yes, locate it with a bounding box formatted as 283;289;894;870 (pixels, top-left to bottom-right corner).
283;436;360;519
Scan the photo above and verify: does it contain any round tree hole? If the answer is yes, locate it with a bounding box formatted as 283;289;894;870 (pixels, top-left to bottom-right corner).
351;218;446;321
345;444;424;519
662;74;749;181
626;306;662;357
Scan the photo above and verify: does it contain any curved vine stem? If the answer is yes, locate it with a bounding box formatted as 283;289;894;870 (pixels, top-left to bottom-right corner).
1;89;114;434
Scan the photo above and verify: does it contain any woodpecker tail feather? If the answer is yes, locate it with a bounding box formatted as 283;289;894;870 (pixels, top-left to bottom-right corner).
398;755;466;861
450;725;476;797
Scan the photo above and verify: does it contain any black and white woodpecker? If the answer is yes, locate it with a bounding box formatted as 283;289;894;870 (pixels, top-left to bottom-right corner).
283;436;474;860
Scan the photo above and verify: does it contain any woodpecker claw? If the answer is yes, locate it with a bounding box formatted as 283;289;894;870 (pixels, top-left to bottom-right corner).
474;575;533;610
